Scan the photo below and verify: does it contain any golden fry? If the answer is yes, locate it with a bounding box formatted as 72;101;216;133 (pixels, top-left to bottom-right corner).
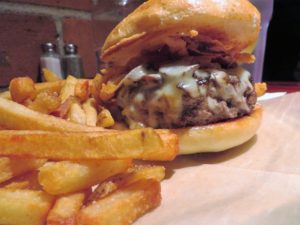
255;82;267;97
77;179;161;225
75;80;90;102
36;79;87;95
50;96;75;118
39;159;132;195
99;81;118;101
0;129;177;161
97;108;115;127
82;98;98;126
42;68;62;82
89;181;118;201
0;90;11;99
60;75;77;102
88;165;165;202
35;80;65;95
9;76;36;103
0;97;104;131
90;74;103;103
118;165;166;184
0;189;54;225
0;156;46;184
1;80;65;100
3;181;30;190
67;102;86;125
2;171;42;190
26;90;61;114
47;192;85;225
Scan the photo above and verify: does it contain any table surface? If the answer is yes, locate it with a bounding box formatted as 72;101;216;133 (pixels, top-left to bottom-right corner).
267;82;300;93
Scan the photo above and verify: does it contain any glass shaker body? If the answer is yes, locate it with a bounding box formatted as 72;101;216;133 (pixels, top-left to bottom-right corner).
40;43;64;79
62;44;84;78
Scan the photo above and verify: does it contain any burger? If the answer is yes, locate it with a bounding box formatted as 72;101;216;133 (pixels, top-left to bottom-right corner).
100;0;262;154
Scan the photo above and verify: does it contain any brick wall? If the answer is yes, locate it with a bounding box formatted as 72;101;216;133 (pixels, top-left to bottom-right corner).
0;0;121;86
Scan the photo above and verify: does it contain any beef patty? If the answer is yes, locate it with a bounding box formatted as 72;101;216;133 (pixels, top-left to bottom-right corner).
117;62;256;129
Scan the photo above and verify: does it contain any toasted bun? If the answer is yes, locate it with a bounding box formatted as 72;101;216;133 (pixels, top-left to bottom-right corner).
101;0;261;76
175;105;262;154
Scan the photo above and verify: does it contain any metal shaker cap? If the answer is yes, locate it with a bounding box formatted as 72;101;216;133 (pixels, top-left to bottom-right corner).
41;42;57;53
64;43;78;55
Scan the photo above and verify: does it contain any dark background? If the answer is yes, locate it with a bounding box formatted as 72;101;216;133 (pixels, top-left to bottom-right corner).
264;0;300;81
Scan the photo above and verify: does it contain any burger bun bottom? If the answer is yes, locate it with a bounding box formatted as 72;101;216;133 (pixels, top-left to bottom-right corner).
174;105;263;155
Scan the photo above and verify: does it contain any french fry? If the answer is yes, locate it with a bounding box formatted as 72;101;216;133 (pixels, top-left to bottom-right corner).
0;80;65;100
0;90;11;99
77;179;161;225
38;159;132;195
3;180;30;190
60;75;77;102
82;98;98;126
0;189;54;225
26;90;61;114
2;171;42;190
0;156;46;183
117;165;165;184
89;181;119;202
90;74;103;102
255;82;267;97
99;82;118;101
97;107;115;127
99;81;118;101
75;80;90;102
9;76;37;103
88;165;165;202
67;102;86;125
34;80;65;95
47;192;85;225
42;68;62;82
0;129;178;161
51;96;75;118
37;79;86;95
0;97;104;131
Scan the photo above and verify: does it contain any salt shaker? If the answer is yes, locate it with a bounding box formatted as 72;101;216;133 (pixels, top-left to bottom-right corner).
62;43;84;78
40;43;64;80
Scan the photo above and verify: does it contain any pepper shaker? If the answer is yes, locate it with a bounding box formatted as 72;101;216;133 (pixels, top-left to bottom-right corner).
62;43;84;78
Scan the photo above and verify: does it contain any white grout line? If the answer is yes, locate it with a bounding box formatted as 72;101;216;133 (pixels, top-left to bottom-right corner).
54;18;65;56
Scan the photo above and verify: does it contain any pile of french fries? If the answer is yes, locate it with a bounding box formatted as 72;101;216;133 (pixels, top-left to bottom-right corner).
0;70;178;225
6;70;115;128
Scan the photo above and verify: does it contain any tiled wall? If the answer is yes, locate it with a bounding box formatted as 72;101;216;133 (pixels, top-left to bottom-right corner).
0;0;118;86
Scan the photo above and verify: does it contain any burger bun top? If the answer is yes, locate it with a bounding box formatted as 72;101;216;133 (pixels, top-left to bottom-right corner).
101;0;261;77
